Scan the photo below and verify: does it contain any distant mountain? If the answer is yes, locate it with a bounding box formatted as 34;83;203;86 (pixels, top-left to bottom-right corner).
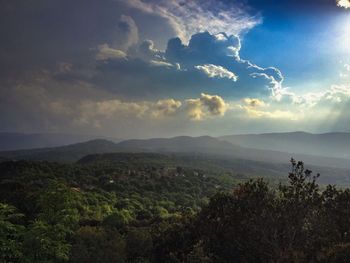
0;139;120;162
116;136;350;170
0;136;237;162
0;132;120;151
1;136;350;171
116;136;237;154
219;132;350;159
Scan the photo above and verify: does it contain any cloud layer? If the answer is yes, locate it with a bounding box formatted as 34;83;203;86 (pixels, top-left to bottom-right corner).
1;0;350;137
119;0;260;42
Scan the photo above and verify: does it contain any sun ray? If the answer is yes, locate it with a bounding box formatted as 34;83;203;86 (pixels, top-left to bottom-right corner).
339;16;350;53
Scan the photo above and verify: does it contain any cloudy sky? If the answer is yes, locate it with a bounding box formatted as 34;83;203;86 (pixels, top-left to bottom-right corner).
1;0;350;138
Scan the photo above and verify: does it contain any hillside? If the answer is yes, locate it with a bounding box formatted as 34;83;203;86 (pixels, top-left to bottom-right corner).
116;136;238;154
0;132;120;151
117;136;350;170
0;139;120;162
2;154;350;262
220;132;350;159
78;152;350;186
1;136;350;174
0;155;239;262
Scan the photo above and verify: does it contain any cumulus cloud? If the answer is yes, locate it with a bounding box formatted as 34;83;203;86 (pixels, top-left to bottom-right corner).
152;99;182;118
149;60;174;68
119;0;260;42
113;15;139;50
6;0;350;137
244;108;298;120
76;97;185;127
243;98;266;108
0;72;186;134
95;15;138;61
186;93;227;120
137;40;163;60
283;84;350;108
339;64;350;78
164;32;285;98
317;84;350;104
249;67;284;99
96;44;127;60
195;64;238;81
92;31;286;100
345;64;350;71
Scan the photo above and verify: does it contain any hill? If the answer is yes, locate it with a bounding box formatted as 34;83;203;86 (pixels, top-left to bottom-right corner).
78;152;350;186
219;132;350;159
0;132;120;151
116;136;350;170
1;136;350;184
116;136;237;154
0;139;120;162
0;136;244;163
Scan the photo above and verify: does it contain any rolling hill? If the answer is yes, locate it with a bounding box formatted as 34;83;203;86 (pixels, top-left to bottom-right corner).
219;132;350;159
0;139;120;162
0;132;120;151
1;135;350;172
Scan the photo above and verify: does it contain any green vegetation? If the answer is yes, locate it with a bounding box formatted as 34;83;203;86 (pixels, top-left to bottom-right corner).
1;155;350;262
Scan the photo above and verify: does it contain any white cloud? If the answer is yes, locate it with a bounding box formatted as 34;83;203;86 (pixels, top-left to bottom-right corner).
186;93;227;120
152;99;182;118
119;0;260;42
77;98;184;127
149;60;174;67
195;64;238;81
136;40;163;60
96;44;127;60
250;67;285;100
286;84;350;108
164;32;285;99
243;98;266;108
345;64;350;71
244;108;298;120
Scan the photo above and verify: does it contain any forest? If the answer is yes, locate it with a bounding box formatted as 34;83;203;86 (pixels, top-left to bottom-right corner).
1;155;350;262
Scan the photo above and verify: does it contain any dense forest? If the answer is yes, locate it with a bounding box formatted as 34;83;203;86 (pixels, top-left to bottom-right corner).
1;155;350;262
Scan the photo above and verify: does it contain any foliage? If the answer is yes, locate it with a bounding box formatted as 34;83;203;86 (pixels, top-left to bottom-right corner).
0;203;24;262
2;156;350;262
159;159;350;262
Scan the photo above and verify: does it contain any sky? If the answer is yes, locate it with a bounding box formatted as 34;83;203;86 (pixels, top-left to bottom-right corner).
0;0;350;138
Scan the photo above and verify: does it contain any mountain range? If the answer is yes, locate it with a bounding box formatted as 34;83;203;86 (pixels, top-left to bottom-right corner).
220;132;350;159
1;133;350;185
1;133;350;169
0;132;119;151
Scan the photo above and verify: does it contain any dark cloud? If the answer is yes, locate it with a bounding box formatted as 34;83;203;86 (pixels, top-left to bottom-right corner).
112;15;139;50
0;0;297;136
86;31;284;100
0;0;175;81
165;31;284;97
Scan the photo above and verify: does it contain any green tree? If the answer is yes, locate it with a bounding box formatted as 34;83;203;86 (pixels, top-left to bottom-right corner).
70;226;126;263
126;227;153;261
0;203;24;262
22;220;71;262
22;182;80;262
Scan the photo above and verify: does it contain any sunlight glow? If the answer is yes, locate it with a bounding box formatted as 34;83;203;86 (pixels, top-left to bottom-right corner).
339;16;350;53
337;0;350;9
